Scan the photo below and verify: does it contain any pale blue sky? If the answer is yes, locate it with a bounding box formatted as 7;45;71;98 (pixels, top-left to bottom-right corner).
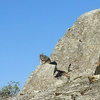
0;0;100;88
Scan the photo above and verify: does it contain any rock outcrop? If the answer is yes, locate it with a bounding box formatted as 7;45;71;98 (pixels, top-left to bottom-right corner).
20;64;65;94
7;9;100;100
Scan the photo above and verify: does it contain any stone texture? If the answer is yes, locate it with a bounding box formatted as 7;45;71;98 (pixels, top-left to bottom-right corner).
20;64;57;94
7;9;100;100
50;8;100;80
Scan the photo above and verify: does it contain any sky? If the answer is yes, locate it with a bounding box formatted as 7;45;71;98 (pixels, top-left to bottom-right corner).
0;0;100;88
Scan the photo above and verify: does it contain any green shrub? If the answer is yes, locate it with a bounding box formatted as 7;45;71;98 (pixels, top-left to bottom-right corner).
0;81;20;97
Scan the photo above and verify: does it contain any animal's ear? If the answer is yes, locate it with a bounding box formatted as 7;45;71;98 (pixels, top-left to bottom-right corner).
40;53;44;56
39;54;41;57
40;53;42;56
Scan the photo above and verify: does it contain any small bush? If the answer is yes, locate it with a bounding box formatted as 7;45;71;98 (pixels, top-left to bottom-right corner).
0;81;20;97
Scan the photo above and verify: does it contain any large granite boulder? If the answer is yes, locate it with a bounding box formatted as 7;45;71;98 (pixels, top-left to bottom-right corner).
7;9;100;100
50;9;100;79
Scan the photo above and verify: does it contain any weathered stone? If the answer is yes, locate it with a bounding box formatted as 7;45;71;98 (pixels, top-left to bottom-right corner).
20;64;57;94
7;9;100;100
50;9;100;79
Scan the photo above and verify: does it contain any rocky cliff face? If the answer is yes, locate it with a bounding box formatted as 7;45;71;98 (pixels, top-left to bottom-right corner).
7;9;100;100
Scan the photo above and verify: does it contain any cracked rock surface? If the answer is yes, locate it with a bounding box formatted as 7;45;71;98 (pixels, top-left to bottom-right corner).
7;9;100;100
